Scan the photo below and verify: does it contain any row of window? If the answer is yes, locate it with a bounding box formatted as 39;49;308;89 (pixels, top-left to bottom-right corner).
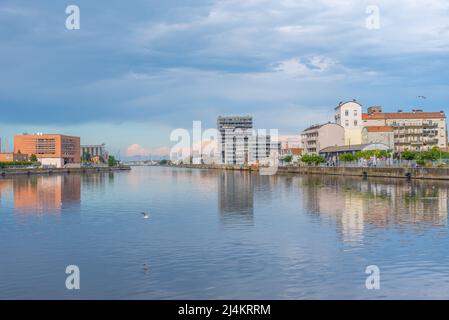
344;120;358;127
344;110;358;117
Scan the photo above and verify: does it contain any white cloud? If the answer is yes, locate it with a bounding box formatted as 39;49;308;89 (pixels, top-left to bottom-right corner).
274;58;310;76
126;144;170;157
274;56;337;76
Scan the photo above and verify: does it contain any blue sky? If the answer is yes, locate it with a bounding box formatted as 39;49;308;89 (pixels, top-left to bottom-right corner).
1;0;449;158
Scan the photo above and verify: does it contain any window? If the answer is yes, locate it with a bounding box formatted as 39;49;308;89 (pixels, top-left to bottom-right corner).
354;120;358;126
354;110;358;116
345;120;349;127
345;110;349;116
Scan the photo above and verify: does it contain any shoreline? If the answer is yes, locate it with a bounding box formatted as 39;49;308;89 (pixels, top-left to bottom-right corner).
0;165;131;177
155;164;449;181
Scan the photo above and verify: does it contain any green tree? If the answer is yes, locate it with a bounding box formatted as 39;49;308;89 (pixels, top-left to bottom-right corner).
82;152;92;162
354;150;392;160
301;154;325;165
401;150;417;160
283;155;293;164
339;153;357;162
29;154;38;162
108;155;118;167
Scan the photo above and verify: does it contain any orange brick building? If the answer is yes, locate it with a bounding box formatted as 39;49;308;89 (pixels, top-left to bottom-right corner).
14;134;80;167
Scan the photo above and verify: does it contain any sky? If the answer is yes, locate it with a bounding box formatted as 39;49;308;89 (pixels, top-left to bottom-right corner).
1;0;449;159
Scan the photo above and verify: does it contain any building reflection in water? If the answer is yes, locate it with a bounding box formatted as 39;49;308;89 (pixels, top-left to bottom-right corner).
12;174;81;215
218;171;254;226
301;175;448;243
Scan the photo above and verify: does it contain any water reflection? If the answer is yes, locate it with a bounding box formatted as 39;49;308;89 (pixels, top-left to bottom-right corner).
301;175;448;243
0;174;82;215
2;167;449;299
13;175;81;215
218;171;254;225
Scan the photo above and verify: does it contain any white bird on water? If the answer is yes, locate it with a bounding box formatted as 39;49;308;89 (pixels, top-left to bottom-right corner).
141;212;150;219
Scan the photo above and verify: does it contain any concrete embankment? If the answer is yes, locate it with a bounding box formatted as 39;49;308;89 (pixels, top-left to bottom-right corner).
0;166;131;177
168;164;449;180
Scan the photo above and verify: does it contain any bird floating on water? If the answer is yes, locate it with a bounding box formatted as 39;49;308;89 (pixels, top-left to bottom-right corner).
141;212;149;219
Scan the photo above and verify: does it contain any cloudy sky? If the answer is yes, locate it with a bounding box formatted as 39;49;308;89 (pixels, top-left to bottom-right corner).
1;0;449;158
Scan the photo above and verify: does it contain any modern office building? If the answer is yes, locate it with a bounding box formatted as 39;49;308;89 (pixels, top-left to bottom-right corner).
362;107;448;152
81;144;106;158
217;116;253;165
81;143;108;163
301;122;345;154
248;135;281;165
217;116;280;165
14;133;80;168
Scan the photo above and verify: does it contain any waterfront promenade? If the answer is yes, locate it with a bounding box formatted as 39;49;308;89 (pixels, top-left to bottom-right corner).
0;165;131;177
164;164;449;181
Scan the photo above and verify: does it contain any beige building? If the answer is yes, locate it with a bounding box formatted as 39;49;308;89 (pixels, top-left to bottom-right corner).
0;152;28;163
362;107;447;152
361;126;395;149
335;100;363;145
301;123;345;154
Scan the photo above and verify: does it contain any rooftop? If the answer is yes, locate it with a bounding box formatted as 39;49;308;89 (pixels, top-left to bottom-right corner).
302;122;342;132
365;126;394;133
362;111;445;120
319;143;390;153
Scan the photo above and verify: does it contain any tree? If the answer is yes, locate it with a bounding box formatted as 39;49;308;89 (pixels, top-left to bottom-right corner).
108;155;118;167
339;153;357;162
30;154;38;162
401;150;417;160
283;155;293;164
82;152;91;162
355;150;392;160
301;154;325;165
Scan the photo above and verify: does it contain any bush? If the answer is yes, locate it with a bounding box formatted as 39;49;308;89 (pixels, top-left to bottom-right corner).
356;150;392;160
339;153;357;162
108;155;118;167
401;147;447;164
416;159;426;166
282;155;293;163
401;150;418;160
0;161;35;168
301;154;325;165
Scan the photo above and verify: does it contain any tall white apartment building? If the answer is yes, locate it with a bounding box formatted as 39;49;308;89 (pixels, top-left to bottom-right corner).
335;100;363;145
217;116;253;165
217;116;279;165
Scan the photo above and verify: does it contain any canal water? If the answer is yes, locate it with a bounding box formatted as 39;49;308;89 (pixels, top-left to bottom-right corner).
0;166;448;299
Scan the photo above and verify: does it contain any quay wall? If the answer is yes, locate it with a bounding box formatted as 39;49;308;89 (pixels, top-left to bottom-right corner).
167;164;449;180
0;166;131;177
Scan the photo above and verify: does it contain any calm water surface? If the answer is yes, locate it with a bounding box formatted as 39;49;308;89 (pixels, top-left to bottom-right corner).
1;166;449;299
